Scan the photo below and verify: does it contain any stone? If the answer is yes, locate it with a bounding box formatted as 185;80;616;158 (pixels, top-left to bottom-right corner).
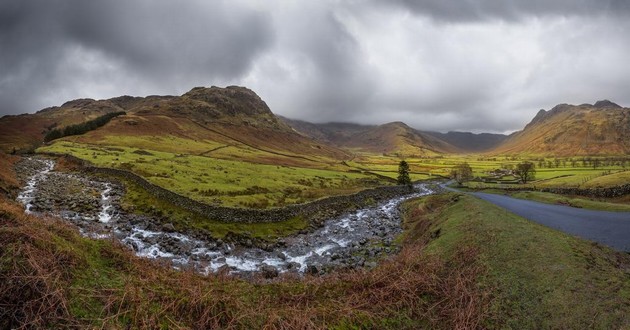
306;264;319;275
260;265;279;279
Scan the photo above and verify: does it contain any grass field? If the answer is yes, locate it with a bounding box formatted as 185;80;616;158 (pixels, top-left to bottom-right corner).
401;193;630;328
114;174;309;240
39;141;388;208
352;154;630;187
38;139;630;212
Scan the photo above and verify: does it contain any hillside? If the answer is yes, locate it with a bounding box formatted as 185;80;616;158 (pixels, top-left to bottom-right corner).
423;131;507;152
0;86;350;162
0;98;128;153
493;100;630;156
281;118;459;155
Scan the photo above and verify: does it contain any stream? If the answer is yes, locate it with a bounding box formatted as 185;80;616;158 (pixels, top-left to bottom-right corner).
16;157;434;276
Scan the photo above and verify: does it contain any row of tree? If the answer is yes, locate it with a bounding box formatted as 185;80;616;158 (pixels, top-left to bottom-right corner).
396;160;537;186
44;111;126;142
451;161;536;185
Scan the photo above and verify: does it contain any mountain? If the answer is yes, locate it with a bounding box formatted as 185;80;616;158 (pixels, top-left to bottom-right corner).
493;100;630;155
423;131;507;152
0;86;350;161
281;118;458;155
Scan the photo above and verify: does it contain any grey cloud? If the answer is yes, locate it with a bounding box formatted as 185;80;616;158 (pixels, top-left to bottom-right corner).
382;0;630;22
1;0;630;134
0;0;273;115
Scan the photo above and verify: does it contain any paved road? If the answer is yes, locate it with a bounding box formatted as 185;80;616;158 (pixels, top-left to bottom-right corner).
442;184;630;251
475;192;630;252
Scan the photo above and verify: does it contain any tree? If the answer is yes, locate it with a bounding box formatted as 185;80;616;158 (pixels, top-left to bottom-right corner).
514;161;536;184
450;162;473;186
397;160;412;186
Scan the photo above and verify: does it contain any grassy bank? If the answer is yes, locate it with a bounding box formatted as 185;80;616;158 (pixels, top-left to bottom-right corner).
401;193;630;328
0;195;488;329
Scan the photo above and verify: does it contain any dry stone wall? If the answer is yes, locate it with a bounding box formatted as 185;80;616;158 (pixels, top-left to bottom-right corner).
52;155;413;223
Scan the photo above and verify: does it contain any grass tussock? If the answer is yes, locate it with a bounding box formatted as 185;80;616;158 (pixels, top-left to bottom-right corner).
0;194;490;329
0;201;77;329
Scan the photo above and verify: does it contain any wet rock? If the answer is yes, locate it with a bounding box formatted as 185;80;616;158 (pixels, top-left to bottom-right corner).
306;264;319;275
276;252;287;261
261;265;279;279
162;223;175;232
286;262;301;270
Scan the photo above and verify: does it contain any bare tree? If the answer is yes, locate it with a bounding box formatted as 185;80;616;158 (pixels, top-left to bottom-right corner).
514;161;536;184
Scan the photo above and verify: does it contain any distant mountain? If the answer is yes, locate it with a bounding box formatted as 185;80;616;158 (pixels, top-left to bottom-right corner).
492;100;630;155
0;86;350;160
281;118;458;155
423;131;507;152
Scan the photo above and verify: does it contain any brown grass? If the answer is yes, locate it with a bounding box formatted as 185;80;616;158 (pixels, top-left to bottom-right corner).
0;153;19;195
0;191;490;329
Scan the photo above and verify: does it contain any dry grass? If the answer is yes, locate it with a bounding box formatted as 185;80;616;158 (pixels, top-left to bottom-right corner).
0;193;490;329
0;153;19;194
0;201;77;329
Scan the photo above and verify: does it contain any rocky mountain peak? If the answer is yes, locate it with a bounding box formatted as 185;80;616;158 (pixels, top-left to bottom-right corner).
182;85;273;117
593;100;622;108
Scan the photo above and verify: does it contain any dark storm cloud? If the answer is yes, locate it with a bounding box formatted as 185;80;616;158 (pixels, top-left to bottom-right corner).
0;0;272;115
1;0;630;133
383;0;630;22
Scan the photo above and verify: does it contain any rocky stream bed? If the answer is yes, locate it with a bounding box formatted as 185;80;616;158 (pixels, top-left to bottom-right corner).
16;157;434;278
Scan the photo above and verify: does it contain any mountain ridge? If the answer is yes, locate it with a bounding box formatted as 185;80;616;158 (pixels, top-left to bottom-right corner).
492;100;630;156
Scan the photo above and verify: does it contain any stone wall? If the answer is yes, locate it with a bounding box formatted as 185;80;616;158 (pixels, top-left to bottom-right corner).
540;184;630;198
53;155;414;223
469;182;630;198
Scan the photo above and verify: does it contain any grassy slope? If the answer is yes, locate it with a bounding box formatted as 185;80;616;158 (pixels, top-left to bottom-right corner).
492;104;630;156
403;193;630;328
0;153;18;194
1;195;488;329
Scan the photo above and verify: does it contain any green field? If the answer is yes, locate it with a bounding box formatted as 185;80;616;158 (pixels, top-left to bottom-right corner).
40;141;388;208
39;141;630;212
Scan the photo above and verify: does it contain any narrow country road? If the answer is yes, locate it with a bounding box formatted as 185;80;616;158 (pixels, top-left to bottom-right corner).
474;192;630;252
441;183;630;251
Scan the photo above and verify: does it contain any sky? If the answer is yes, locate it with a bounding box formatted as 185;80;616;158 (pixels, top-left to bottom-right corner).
1;0;630;133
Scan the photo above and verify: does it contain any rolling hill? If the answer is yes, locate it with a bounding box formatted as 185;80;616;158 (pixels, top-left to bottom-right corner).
281;118;459;156
0;86;351;163
493;100;630;156
423;131;507;152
